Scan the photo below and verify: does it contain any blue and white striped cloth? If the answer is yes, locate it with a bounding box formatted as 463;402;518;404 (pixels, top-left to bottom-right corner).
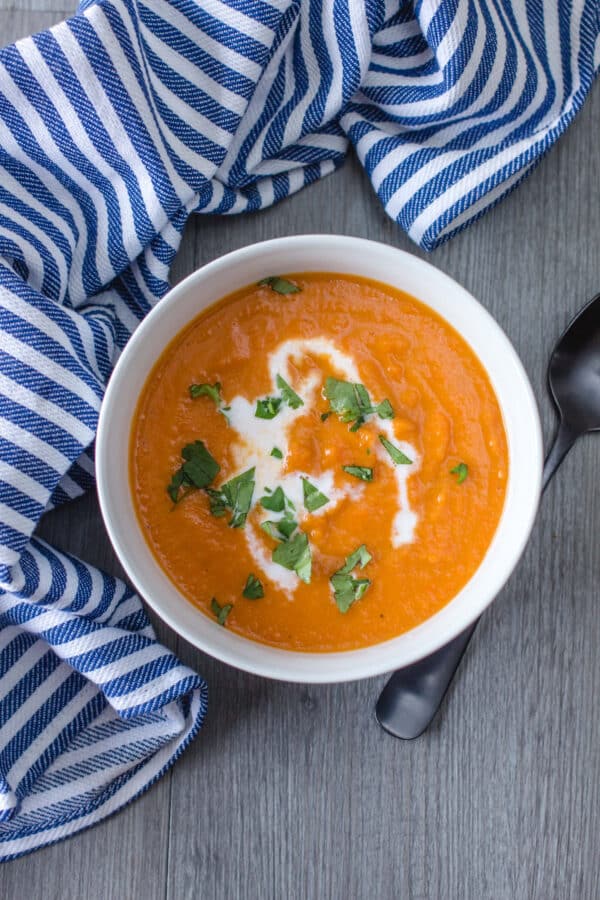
0;0;597;860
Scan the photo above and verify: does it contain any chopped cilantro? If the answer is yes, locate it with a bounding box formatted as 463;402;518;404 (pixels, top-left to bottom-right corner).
260;520;279;540
189;382;221;405
181;441;220;486
323;378;394;431
206;467;255;527
331;574;371;613
167;469;186;504
260;486;286;513
342;465;373;482
301;477;329;512
242;574;264;600
271;447;283;459
276;374;304;409
339;545;372;573
378;434;412;465
261;519;298;542
276;517;297;540
376;399;395;420
255;396;282;419
167;441;220;503
450;462;469;484
320;412;331;422
272;530;311;583
331;545;372;613
205;487;228;518
258;276;301;295
211;597;232;626
221;468;255;528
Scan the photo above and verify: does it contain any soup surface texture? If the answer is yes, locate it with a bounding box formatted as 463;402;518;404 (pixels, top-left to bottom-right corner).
131;274;508;652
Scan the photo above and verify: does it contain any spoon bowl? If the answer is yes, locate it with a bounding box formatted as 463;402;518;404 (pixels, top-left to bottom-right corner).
548;292;600;431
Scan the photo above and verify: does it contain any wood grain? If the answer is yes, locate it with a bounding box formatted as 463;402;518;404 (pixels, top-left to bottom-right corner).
1;5;599;899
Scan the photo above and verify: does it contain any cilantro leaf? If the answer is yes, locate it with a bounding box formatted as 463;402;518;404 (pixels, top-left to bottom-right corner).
377;399;395;420
181;441;221;487
271;447;283;459
258;276;301;295
168;441;220;503
331;544;372;613
207;468;255;527
261;508;298;541
342;465;373;482
378;434;412;465
301;477;329;512
331;574;371;613
276;517;297;540
255;396;282;419
276;374;304;409
167;468;186;504
321;412;331;422
261;520;280;540
323;377;374;431
260;486;286;512
220;468;256;528
338;544;372;574
323;377;395;430
211;597;232;626
189;382;221;405
272;531;311;583
242;573;264;600
450;462;469;484
205;487;228;517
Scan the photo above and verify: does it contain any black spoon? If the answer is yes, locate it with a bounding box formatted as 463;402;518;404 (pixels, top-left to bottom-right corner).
376;292;600;740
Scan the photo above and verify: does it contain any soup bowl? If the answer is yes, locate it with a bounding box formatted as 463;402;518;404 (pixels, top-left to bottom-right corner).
96;235;542;683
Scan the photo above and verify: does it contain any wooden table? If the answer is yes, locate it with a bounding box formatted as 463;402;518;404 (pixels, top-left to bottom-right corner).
2;5;599;899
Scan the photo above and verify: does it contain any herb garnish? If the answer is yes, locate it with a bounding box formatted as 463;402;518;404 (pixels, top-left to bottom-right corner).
189;382;221;405
261;518;298;541
320;412;331;422
450;462;469;484
206;467;255;527
302;478;329;512
258;276;301;295
211;597;232;626
342;465;373;482
255;396;282;419
323;377;394;431
330;545;372;613
243;574;264;600
260;486;286;513
276;374;304;409
272;530;312;583
255;375;303;420
377;399;394;419
277;518;297;539
167;441;220;503
271;447;283;459
378;434;412;465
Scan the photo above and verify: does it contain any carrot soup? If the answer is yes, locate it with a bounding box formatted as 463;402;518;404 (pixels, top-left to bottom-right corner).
130;273;508;652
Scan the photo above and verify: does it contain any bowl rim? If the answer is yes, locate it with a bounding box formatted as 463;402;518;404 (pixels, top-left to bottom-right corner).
96;235;543;683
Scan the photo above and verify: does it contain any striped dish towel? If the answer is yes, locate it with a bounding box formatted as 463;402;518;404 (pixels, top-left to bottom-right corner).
0;0;597;860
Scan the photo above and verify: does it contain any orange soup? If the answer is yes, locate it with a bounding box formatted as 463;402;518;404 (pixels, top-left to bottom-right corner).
130;274;508;652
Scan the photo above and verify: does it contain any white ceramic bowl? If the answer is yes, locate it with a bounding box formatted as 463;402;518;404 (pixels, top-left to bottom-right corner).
97;235;542;683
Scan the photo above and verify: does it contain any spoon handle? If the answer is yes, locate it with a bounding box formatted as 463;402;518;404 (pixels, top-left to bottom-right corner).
542;420;579;491
375;423;577;740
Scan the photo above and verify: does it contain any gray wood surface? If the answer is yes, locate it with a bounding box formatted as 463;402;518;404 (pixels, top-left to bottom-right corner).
1;5;599;899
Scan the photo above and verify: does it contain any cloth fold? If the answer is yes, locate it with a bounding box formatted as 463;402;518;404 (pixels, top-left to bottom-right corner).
0;0;597;860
